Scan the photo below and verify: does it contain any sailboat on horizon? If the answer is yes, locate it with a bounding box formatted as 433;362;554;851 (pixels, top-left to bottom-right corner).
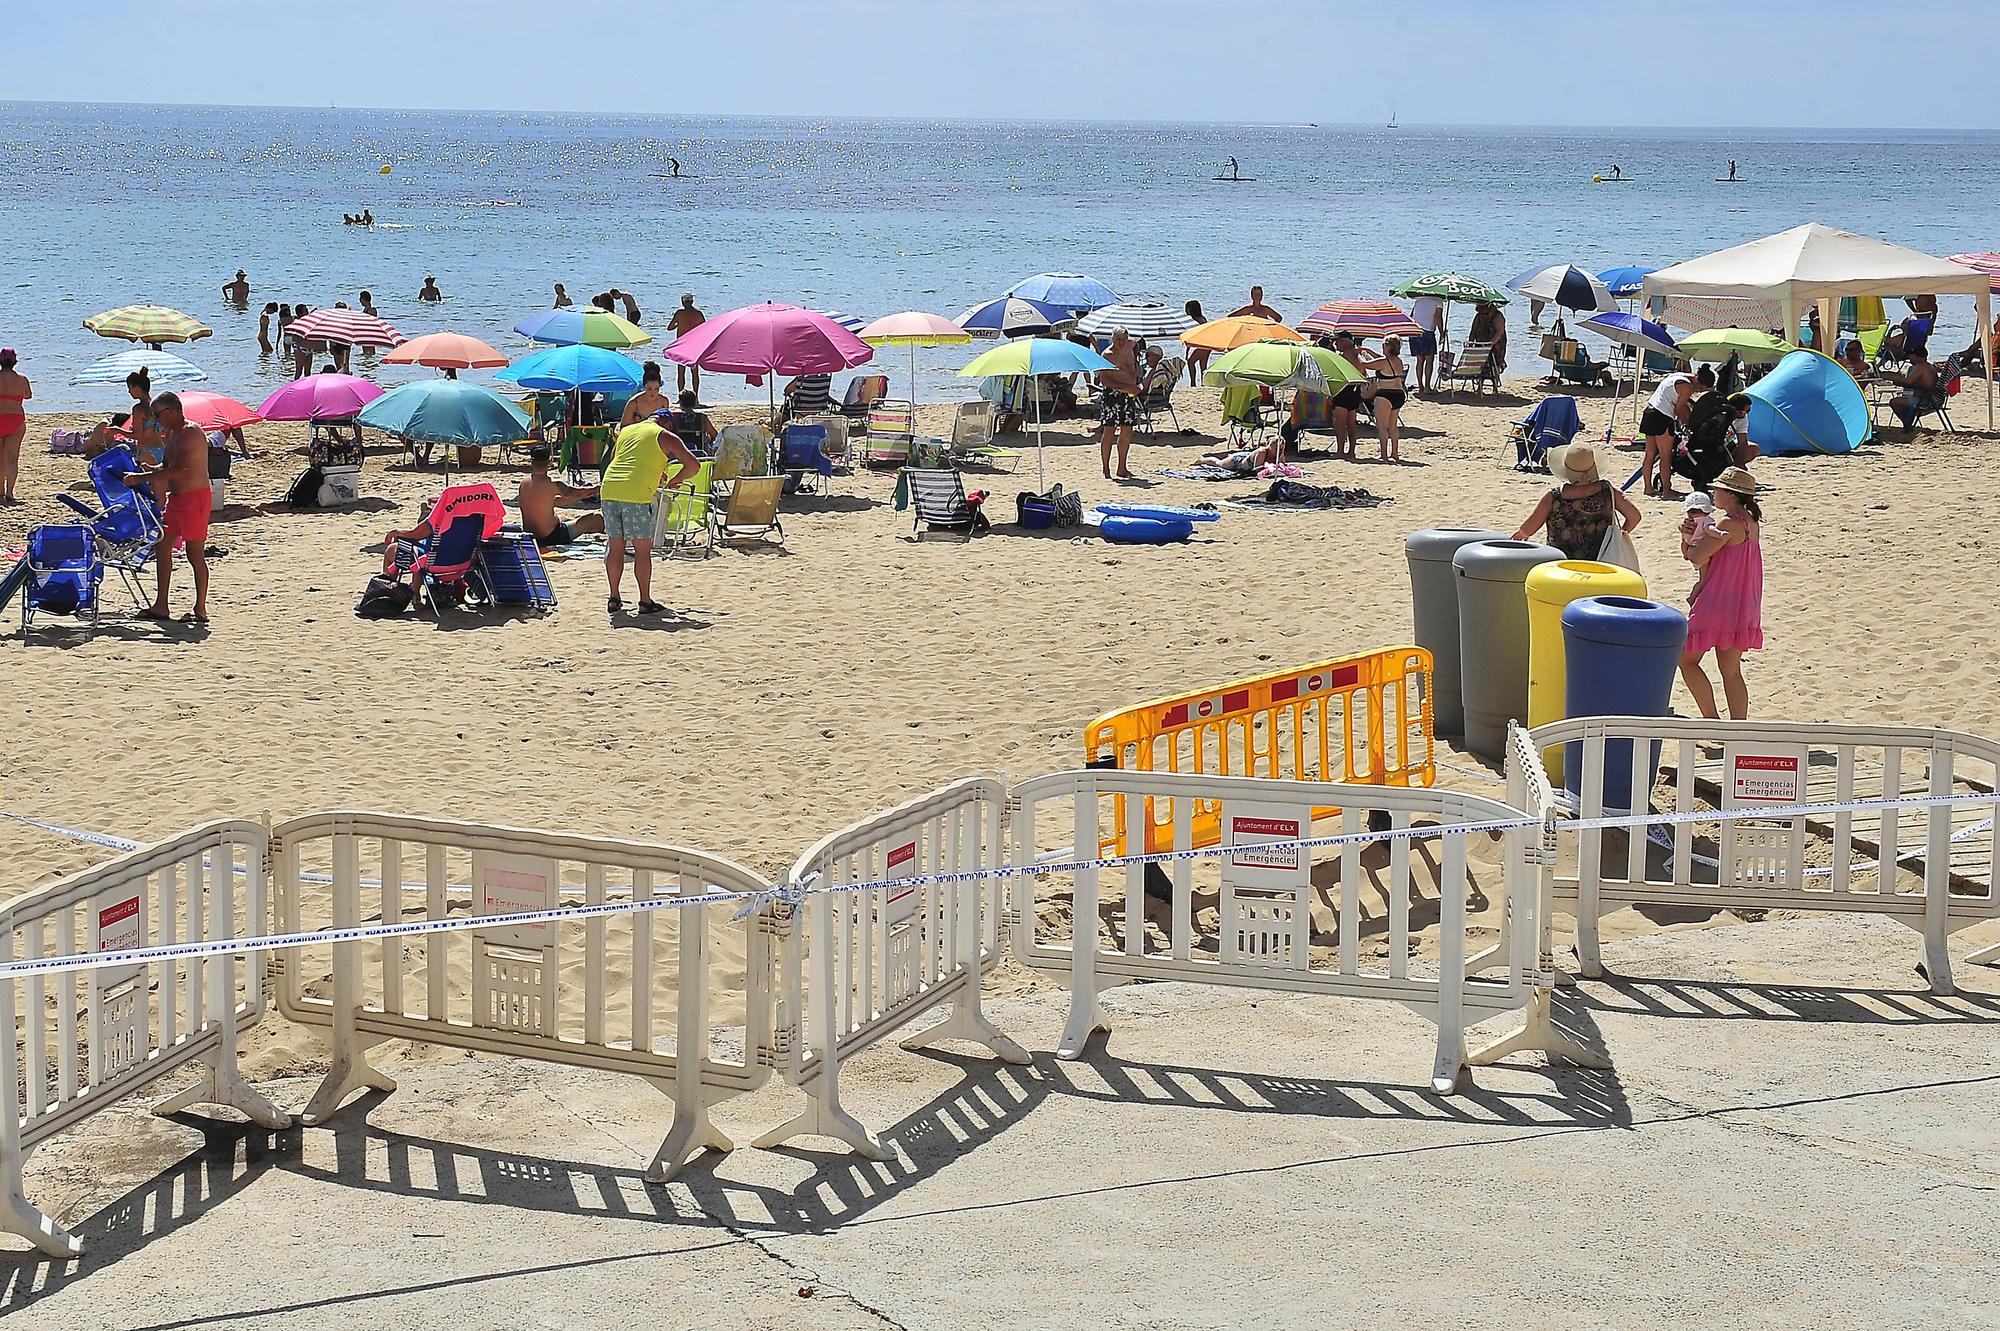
1386;106;1398;129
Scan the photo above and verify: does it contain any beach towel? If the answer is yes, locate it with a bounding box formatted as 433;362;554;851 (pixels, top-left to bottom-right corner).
1228;481;1390;511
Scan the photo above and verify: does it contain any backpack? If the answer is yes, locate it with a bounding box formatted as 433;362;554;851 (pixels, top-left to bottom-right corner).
353;575;412;619
285;464;325;510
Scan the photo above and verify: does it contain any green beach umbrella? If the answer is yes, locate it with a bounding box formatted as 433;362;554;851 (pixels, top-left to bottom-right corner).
1389;272;1510;305
1674;328;1794;364
957;336;1112;488
1201;339;1362;391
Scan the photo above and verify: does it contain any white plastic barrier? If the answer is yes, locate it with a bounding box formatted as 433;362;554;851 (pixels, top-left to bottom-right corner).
1520;717;2000;993
269;812;778;1181
761;778;1027;1159
1009;769;1546;1093
2;821;288;1257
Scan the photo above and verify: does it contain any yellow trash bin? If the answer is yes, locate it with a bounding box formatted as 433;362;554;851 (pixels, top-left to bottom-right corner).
1525;559;1646;777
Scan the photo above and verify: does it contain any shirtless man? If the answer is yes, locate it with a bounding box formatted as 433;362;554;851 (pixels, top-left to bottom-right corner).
668;293;706;395
518;446;604;548
618;289;642;324
1095;328;1141;479
123;392;214;623
1228;285;1283;323
222;269;250;304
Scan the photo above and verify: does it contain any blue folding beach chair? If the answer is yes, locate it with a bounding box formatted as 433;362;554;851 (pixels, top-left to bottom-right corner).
20;524;105;641
780;423;835;496
54;445;164;606
474;532;557;613
1514;395;1582;470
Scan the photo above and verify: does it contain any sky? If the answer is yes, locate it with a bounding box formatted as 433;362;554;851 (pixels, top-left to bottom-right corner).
8;0;2000;129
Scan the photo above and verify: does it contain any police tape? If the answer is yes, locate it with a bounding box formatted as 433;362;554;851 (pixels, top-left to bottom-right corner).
2;789;1994;982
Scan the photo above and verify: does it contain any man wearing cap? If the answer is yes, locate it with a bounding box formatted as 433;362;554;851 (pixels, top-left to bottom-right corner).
222;269;250;304
597;410;698;616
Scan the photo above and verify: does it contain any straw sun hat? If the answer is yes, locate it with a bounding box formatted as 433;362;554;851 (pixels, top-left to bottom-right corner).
1710;466;1762;496
1548;442;1600;486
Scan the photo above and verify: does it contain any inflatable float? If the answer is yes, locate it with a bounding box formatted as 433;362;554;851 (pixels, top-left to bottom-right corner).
1096;503;1222;544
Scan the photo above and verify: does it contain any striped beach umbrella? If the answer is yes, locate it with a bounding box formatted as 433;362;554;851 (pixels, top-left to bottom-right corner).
1947;252;2000;294
286;307;405;348
1508;264;1617;314
1297;300;1424;339
514;308;651;348
69;348;208;386
1389;272;1509;305
1076;302;1198;339
814;310;869;332
84;305;213;345
956;295;1068;339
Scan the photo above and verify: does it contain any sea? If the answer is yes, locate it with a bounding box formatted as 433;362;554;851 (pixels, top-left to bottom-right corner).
3;101;1996;411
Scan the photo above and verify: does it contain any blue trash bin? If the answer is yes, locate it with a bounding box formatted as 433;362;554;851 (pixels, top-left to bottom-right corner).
1562;595;1688;812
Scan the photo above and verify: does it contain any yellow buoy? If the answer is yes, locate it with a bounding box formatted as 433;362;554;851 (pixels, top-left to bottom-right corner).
379;164;393;175
1591;173;1603;183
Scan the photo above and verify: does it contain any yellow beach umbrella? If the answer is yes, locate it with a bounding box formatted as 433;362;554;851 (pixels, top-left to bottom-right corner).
85;304;214;346
1181;316;1305;352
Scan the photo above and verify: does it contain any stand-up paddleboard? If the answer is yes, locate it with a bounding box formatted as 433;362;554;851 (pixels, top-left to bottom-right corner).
1212;175;1256;181
1714;177;1743;183
1591;175;1634;183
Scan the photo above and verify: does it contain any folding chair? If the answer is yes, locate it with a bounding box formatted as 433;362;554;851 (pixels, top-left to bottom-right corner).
474;533;558;613
864;400;916;467
1442;340;1499;394
905;468;978;541
710;424;774;501
838;374;889;419
19;524;104;642
949;401;1021;471
781;423;836;495
709;475;785;549
654;460;715;560
793;414;852;472
1140;364;1183;434
1513;396;1582;470
52;446;164;608
1220;382;1270;446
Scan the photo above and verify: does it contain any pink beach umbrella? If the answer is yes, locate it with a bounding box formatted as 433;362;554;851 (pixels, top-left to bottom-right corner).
664;301;874;417
858;311;971;410
174;390;263;432
258;373;385;422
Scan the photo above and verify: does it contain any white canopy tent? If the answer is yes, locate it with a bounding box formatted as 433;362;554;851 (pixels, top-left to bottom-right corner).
1644;223;1994;429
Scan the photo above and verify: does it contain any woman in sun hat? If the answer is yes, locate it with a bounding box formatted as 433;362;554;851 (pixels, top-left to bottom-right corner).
1679;466;1763;719
1511;441;1641;560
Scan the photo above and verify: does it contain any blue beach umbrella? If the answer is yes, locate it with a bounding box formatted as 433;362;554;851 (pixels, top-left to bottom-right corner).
957;336;1114;487
358;379;531;478
956;295;1069;339
494;344;643;392
512;308;650;348
813;309;868;332
1581;311;1680;444
70;348;208;386
1006;273;1121;316
1596;266;1657;298
1748;350;1868;456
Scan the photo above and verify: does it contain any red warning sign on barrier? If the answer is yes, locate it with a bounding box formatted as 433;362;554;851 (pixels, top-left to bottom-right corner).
1725;747;1808;805
884;841;919;923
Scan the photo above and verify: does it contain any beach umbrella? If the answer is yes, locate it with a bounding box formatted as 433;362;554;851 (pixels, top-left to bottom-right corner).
70;348;208;386
84;305;213;346
1946;252;2000;294
257;373;385;421
1676;328;1793;364
957;336;1114;488
665;302;874;420
1580;311;1680;443
1180;316;1304;352
859;311;972;411
956;295;1068;339
1389;272;1509;305
1006;273;1121;315
1076;302;1197;339
173;391;263;433
494;344;643;393
382;332;509;370
1508;264;1617;314
1201;339;1362;391
359;379;530;454
286;307;406;348
1596;265;1657;298
813;309;869;332
514;307;651;348
1297;300;1423;339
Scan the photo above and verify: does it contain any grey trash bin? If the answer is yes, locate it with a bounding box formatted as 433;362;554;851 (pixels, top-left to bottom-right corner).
1453;539;1565;762
1405;528;1506;739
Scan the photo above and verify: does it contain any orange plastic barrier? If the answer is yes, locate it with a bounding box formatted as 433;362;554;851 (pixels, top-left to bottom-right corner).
1084;646;1435;855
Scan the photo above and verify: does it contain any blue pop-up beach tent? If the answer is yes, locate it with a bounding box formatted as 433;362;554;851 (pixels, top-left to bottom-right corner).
1747;350;1869;455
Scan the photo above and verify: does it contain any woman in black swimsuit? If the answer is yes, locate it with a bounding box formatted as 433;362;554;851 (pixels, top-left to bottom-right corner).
1362;335;1408;461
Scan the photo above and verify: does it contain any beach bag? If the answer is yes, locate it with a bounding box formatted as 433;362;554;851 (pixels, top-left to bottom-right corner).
1598;523;1643;575
49;429;88;456
354;575;412;619
285;465;325;510
1041;483;1084;527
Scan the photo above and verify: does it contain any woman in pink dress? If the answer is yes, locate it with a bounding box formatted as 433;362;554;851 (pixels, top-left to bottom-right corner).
1678;467;1763;719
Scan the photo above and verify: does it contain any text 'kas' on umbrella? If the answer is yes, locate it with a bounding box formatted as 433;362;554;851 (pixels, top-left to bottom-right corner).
70;348;207;386
85;305;213;346
1076;302;1197;339
258;374;384;422
1006;273;1121;316
495;344;642;393
955;295;1069;339
1202;339;1362;391
1297;300;1422;339
1508;264;1617;314
1596;265;1658;298
859;311;971;410
285;307;405;348
1676;328;1794;364
514;307;650;349
1390;272;1509;305
1180;316;1303;352
173;391;263;433
383;332;509;371
958;337;1112;489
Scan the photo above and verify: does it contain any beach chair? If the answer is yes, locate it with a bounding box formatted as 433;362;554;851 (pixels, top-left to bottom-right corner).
1513;396;1583;470
1140;364;1183;434
949;401;1022;472
1290;389;1337;437
402;515;491;613
781;423;836;496
654;460;715;560
905;468;978;541
709;475;785;550
710;423;774;501
1220;382;1270;446
838;374;889;419
52;446;163;607
793;414;852;471
1443;340;1499;394
864;400;917;467
19;524;104;642
475;532;557;613
1552;341;1610;387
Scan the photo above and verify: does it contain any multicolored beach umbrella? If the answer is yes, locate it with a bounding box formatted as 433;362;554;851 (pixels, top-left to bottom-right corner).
287;307;405;348
69;348;208;385
958;337;1114;488
514;308;651;348
1297;300;1424;339
1946;252;2000;294
84;305;213;345
1389;272;1509;305
1076;302;1197;339
813;310;869;332
956;295;1068;339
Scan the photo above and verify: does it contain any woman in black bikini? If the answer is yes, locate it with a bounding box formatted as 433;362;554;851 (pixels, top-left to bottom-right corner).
1361;335;1408;461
